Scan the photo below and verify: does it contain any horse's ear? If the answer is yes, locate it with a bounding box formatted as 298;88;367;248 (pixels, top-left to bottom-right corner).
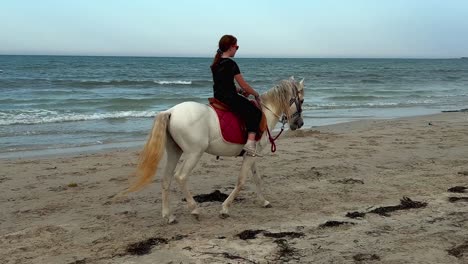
299;78;304;89
289;76;295;81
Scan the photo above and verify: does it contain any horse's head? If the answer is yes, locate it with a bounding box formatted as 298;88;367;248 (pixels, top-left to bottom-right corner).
286;76;304;131
262;77;305;130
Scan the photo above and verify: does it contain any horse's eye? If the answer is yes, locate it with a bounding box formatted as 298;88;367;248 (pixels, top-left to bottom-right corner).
300;99;304;104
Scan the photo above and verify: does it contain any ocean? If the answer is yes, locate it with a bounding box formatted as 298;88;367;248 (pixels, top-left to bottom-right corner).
1;55;467;158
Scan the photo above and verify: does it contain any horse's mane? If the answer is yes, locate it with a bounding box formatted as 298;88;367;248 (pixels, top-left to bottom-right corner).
261;80;296;119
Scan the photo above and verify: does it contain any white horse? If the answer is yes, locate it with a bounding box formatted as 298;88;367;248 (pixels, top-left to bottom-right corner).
128;77;305;223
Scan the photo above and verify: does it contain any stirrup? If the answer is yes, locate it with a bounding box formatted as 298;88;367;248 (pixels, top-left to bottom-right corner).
243;145;263;157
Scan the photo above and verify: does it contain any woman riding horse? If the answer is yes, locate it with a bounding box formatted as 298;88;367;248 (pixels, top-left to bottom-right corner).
211;35;263;157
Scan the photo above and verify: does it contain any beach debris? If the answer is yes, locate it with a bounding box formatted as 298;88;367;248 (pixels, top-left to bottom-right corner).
200;252;257;264
237;229;304;240
346;211;366;219
353;253;381;262
447;241;468;258
332;178;364;184
263;231;304;239
220;252;257;263
274;239;302;262
345;197;427;218
172;234;187;240
448;197;468;203
319;220;355;228
428;122;433;126
183;190;228;203
125;237;168;255
458;171;468;176
67;183;78;188
237;229;266;240
448;186;467;193
68;259;87;264
368;197;427;216
48;185;68;192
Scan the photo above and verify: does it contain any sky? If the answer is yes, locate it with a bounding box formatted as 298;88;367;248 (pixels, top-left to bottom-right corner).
1;0;467;58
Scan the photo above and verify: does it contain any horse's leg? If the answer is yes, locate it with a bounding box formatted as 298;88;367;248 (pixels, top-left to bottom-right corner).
251;161;271;208
220;156;255;218
161;137;182;224
174;152;203;219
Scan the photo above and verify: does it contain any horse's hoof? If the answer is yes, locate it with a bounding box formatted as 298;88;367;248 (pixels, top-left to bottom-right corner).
219;213;230;219
263;201;272;208
168;217;178;225
191;208;200;220
192;213;200;221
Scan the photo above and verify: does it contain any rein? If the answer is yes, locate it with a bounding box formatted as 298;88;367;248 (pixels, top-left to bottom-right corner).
266;121;285;153
258;98;287;153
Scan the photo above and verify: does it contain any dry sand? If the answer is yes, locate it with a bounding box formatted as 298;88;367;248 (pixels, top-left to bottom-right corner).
1;112;467;264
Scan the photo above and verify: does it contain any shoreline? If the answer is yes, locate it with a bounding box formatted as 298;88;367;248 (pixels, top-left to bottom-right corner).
1;110;463;160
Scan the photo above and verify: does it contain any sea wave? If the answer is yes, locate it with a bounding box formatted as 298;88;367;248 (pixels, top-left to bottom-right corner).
1;78;213;88
302;100;437;110
52;79;209;87
0;110;159;125
326;95;382;101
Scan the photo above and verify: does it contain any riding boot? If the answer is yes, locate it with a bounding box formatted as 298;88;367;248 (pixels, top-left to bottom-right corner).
243;140;263;157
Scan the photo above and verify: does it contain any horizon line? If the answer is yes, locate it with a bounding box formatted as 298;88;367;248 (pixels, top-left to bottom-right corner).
0;53;464;60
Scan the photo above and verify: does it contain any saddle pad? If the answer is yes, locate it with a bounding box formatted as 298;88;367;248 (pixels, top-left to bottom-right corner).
208;98;266;144
210;105;247;144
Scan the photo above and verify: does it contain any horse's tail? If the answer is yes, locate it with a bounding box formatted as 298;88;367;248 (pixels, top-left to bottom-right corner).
127;112;170;193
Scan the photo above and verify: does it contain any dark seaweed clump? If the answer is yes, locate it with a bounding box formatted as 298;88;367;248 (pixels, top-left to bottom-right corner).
345;197;427;218
319;221;355;228
448;186;467;193
237;229;304;240
346;211;366;219
368;197;427;217
448;197;468;203
126;237;168;255
448;241;468;258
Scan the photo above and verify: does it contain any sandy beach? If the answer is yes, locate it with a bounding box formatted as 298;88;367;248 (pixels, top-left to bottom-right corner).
1;112;467;264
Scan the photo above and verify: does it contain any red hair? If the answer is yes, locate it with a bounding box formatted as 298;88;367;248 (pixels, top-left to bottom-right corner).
210;35;237;70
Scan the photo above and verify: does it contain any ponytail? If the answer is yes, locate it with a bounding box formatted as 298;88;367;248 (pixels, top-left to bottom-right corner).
210;35;237;70
210;49;223;70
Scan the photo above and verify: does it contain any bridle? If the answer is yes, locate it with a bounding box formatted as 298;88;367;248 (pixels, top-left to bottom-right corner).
258;83;303;152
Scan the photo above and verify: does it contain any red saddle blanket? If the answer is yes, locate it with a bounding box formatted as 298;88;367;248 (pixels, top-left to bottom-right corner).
208;98;267;144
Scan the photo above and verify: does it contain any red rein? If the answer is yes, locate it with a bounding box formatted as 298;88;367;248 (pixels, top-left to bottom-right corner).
266;126;284;153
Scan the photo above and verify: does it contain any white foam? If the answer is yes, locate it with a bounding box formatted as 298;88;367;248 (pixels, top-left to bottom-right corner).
154;80;192;85
0;110;159;125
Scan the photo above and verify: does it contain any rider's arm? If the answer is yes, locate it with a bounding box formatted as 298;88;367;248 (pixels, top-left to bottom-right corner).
234;74;259;97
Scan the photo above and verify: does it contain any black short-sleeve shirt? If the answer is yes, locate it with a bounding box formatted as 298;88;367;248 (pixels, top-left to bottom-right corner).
211;58;240;101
